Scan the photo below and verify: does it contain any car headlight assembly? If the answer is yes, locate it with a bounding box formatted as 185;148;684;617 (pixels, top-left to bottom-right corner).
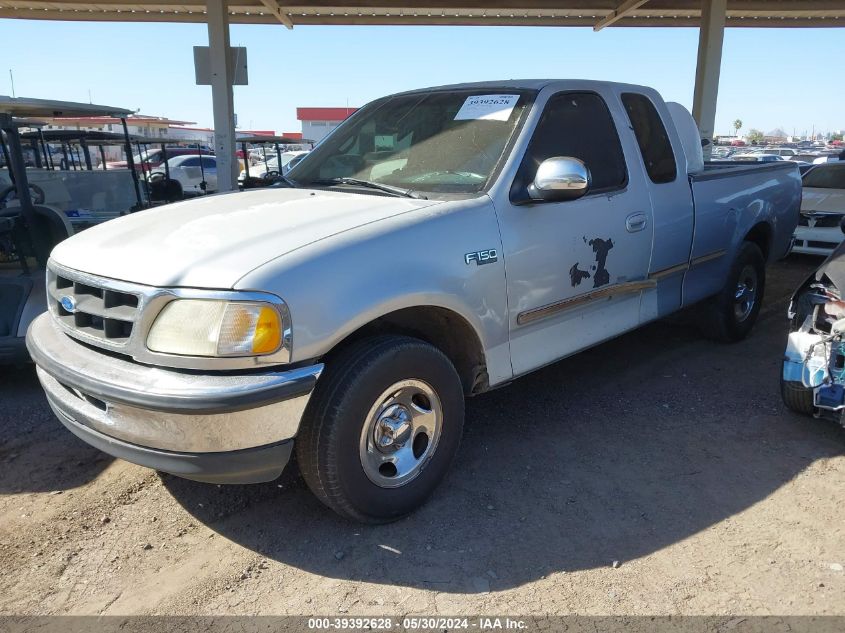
147;299;285;357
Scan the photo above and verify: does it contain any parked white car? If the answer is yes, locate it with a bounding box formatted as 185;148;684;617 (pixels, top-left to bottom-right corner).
749;147;799;159
731;153;784;163
792;162;845;256
812;153;843;165
238;150;309;183
150;154;217;196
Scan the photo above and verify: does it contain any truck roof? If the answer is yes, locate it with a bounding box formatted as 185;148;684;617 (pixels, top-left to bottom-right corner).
392;79;654;96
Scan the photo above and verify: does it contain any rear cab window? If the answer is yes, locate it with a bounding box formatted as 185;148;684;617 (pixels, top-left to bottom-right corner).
511;91;627;203
621;92;677;184
803;164;845;189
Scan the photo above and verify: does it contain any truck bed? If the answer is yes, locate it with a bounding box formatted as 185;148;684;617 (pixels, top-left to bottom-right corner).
693;160;798;182
681;160;802;307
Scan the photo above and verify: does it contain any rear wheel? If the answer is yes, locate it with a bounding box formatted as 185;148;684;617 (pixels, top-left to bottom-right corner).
698;241;766;342
780;377;815;416
296;335;464;523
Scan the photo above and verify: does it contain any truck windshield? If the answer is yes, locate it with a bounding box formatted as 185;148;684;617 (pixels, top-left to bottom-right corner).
287;89;535;195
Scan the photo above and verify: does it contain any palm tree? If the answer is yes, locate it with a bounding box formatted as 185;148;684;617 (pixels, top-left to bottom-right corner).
733;119;743;136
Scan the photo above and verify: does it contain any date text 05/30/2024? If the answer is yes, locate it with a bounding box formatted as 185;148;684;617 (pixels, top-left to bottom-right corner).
307;617;528;630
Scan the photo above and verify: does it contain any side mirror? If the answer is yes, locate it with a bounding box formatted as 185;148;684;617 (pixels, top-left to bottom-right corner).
527;156;591;203
840;215;845;236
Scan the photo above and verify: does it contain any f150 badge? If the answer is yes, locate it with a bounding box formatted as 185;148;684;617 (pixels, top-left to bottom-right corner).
465;249;498;266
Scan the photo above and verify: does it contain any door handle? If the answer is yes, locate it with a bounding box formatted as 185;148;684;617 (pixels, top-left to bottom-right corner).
626;212;648;233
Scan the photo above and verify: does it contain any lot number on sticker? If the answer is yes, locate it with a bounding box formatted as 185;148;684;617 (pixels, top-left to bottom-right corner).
454;94;519;121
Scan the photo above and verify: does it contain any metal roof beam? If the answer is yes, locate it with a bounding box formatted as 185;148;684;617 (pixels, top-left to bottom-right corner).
258;0;293;27
594;0;649;30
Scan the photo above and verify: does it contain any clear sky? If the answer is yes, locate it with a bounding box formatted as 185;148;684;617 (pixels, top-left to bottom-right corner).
1;19;843;138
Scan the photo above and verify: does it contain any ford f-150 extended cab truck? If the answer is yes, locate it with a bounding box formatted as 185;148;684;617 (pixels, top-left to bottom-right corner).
26;81;801;523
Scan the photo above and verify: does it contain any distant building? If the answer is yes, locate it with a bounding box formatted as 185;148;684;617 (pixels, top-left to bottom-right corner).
296;107;357;144
38;114;196;160
764;128;788;144
236;130;276;139
167;126;215;146
42;114;194;139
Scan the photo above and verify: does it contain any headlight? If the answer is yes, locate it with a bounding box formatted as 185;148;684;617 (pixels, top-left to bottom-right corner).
147;300;284;357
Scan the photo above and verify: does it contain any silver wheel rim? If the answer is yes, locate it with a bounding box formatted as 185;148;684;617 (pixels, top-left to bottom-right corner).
359;379;443;488
734;264;758;322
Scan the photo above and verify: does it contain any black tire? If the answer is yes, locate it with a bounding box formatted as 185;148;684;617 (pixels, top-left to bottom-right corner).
698;241;766;342
780;376;815;416
296;335;465;523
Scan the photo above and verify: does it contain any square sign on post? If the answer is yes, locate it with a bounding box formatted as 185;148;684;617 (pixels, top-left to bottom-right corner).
193;46;248;85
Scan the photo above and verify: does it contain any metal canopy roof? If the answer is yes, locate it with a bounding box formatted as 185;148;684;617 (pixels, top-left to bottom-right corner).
19;129;136;143
1;1;844;28
237;134;313;144
0;96;133;118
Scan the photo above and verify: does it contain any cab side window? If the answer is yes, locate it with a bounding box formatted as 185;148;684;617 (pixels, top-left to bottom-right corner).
512;92;627;202
621;92;677;184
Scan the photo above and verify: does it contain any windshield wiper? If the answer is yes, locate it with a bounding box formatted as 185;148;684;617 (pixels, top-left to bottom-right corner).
311;177;425;199
269;174;298;188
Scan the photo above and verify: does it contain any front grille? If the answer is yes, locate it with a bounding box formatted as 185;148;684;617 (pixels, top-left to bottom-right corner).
799;212;843;228
45;261;292;370
47;266;141;346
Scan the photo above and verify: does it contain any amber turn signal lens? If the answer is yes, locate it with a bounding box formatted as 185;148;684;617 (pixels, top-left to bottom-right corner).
252;306;282;354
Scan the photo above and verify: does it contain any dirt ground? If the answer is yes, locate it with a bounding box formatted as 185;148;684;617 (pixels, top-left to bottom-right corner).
1;255;844;616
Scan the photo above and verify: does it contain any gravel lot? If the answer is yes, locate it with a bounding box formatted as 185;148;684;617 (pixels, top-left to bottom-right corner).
1;255;843;616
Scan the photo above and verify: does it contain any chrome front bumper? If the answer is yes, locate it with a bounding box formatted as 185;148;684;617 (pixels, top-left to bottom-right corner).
26;312;322;483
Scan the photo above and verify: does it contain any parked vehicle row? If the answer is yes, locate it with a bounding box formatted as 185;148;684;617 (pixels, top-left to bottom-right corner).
149;154;219;196
792;162;845;256
107;146;213;171
238;150;309;184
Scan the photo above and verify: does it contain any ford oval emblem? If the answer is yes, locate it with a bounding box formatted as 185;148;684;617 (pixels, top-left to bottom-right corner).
60;295;77;313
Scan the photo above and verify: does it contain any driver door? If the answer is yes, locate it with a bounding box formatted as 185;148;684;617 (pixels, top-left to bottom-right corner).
495;91;654;376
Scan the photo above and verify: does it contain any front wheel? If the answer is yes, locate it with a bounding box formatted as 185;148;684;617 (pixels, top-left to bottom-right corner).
698;241;766;342
296;335;465;523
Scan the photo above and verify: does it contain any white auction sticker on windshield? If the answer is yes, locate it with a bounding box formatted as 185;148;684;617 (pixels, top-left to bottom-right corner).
454;94;519;121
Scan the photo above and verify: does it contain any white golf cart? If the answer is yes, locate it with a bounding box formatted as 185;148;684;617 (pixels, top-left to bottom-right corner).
237;135;312;189
0;96;140;364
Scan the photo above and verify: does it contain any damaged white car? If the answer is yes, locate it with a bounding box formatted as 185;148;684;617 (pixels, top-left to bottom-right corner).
783;231;845;424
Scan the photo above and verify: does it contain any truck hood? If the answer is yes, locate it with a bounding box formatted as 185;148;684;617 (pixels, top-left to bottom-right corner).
51;188;441;288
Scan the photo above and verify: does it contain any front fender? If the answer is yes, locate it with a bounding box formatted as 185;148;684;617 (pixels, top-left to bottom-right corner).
235;196;513;386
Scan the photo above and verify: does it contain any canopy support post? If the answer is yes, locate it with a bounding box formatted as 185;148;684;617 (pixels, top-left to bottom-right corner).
692;0;726;158
207;0;237;192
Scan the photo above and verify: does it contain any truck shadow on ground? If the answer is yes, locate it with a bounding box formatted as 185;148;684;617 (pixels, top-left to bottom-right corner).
0;365;113;493
163;304;845;592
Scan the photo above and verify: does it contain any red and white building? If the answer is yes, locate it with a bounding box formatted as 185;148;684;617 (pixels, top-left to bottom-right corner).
296;107;357;144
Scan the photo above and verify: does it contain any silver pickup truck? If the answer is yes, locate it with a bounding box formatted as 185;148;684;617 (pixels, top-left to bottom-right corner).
27;80;801;523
